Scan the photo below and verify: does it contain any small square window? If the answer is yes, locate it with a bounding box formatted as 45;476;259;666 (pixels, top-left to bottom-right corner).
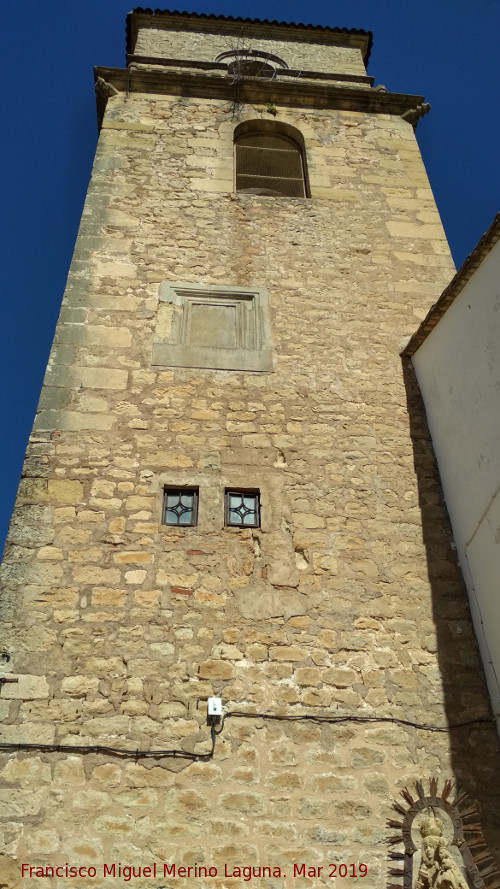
225;489;260;528
162;488;198;526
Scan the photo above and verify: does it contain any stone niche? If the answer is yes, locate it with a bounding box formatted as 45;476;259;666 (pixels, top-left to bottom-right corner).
152;281;273;371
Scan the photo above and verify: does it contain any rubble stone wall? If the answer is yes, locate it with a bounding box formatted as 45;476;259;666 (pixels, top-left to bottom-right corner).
134;27;367;77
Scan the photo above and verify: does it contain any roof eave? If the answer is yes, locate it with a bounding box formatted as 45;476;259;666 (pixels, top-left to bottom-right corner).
126;9;373;64
402;213;500;357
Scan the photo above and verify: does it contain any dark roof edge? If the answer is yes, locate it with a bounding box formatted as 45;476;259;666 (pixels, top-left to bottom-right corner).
402;212;500;358
126;8;373;64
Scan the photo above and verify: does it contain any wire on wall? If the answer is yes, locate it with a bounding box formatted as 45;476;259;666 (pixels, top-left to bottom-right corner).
0;709;493;761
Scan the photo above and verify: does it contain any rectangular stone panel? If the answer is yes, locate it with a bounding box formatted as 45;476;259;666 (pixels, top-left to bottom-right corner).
189;303;237;349
152;282;273;372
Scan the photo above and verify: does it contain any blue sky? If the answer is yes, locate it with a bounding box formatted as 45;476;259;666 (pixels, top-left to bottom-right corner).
1;0;499;553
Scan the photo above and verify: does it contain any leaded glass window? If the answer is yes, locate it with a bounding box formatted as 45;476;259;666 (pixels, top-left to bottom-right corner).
225;490;260;528
163;488;198;526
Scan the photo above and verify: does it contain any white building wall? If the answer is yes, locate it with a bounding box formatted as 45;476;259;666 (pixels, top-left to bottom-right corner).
412;237;500;734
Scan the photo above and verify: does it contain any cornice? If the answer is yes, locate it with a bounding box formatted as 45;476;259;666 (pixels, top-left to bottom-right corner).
94;65;425;130
125;55;374;87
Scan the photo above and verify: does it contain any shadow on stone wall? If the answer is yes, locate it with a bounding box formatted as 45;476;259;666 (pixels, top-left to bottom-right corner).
401;358;500;864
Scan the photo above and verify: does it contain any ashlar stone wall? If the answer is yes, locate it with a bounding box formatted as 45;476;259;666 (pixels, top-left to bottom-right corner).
1;81;499;889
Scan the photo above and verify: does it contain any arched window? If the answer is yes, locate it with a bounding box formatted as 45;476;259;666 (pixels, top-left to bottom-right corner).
216;49;288;75
234;121;308;198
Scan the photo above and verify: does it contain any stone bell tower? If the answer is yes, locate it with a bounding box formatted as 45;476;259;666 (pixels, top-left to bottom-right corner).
1;10;499;889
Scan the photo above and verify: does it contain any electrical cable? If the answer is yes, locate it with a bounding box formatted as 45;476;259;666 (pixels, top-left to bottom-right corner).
223;710;494;733
0;725;217;761
0;707;492;761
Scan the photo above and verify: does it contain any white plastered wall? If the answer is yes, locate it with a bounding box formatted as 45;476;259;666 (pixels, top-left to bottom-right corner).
412;237;500;735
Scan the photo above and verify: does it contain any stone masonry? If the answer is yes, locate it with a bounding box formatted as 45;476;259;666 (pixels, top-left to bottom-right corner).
1;11;499;889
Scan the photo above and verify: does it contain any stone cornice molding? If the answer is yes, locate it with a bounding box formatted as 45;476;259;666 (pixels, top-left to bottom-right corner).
94;65;425;130
125;54;375;87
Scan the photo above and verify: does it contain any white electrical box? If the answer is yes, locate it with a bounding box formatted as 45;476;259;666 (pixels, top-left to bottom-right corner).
207;697;222;719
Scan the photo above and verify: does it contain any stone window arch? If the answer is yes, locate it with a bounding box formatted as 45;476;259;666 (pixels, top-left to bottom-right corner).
216;49;288;78
234;120;309;198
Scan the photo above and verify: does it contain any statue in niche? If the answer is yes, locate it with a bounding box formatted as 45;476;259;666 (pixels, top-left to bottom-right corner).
387;779;499;889
415;812;469;889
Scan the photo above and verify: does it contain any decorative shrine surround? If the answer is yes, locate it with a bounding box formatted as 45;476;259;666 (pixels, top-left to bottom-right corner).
387;780;500;889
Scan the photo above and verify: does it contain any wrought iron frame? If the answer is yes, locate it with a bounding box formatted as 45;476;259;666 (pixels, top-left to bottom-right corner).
224;488;260;528
162;487;199;527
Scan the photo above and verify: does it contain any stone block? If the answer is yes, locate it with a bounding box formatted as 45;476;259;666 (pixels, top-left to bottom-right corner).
37;546;63;560
71;567;121;584
198;660;235;680
0;789;44;816
35;410;116;431
30;587;79;608
386;220;444;239
312;773;357;793
45;365;128;390
94;259;137;278
61;676;100;696
219;792;266;816
0;724;55;744
350;747;387;767
0;674;49;700
241;434;272;448
106;209;142;226
72;789;113;810
37;387;73;411
133;588;161;606
269;646;307;662
113;551;153;565
8;506;54;546
85;657;127;678
83;716;130;737
23;829;60;854
142;452;193;469
0;857;22;889
324;667;357;687
47;479;84;504
17;478;49;503
149;642;175;657
292;513;325;529
157;701;188;718
294;667;321;686
124;496;155;510
125;570;147;584
0;757;51;785
84;325;132;347
245;644;268;662
267;560;300;587
234;585;307;621
92;587;128;606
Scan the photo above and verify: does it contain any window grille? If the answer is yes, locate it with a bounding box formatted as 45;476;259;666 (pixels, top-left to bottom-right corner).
162;488;198;526
235;129;307;197
225;490;260;528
